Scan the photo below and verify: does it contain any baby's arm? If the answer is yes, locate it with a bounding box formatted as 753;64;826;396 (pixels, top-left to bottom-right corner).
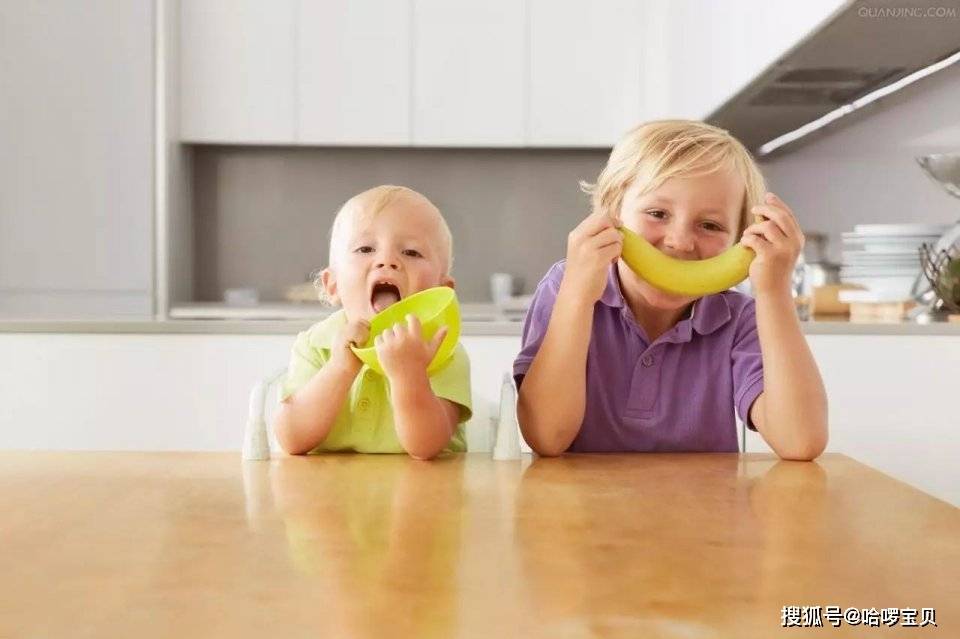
391;374;460;460
741;193;828;460
518;211;622;456
377;316;459;460
274;319;369;455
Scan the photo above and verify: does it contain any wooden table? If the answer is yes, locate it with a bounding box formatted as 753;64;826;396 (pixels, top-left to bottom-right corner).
1;452;957;638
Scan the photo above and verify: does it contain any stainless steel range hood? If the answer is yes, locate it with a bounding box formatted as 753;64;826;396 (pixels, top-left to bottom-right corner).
708;0;960;157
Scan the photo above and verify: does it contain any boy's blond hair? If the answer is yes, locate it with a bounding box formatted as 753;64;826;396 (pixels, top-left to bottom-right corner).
583;120;766;236
314;185;454;303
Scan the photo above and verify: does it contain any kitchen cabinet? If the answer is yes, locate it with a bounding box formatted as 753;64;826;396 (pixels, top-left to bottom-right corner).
298;0;411;145
663;0;847;120
527;0;644;146
180;0;296;143
2;329;957;506
412;0;525;146
742;333;958;506
177;1;847;147
0;0;154;317
0;331;521;456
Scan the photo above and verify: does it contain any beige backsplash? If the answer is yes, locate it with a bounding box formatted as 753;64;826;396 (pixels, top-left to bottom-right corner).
191;146;609;303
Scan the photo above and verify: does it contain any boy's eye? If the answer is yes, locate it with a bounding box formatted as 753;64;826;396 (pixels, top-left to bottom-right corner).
645;209;667;220
402;249;423;258
702;222;725;232
354;246;374;254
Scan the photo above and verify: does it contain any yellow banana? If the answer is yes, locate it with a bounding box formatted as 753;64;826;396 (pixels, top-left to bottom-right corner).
618;227;754;296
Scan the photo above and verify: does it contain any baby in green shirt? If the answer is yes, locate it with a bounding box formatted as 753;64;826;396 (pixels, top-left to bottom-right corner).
274;185;472;459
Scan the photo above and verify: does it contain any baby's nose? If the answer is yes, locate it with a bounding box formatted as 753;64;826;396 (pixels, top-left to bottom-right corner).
375;259;399;270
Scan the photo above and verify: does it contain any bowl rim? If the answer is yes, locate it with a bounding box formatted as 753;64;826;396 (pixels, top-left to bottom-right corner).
354;286;459;352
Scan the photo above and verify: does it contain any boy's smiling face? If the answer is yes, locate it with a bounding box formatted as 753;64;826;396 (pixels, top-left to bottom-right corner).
617;165;745;309
322;195;454;322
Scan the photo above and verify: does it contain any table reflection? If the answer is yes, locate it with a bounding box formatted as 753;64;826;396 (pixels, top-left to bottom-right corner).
267;455;466;639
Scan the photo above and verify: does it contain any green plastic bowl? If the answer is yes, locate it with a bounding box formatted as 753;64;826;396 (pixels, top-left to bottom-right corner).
350;286;460;375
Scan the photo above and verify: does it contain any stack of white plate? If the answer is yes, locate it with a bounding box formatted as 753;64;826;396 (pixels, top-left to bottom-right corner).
840;223;949;299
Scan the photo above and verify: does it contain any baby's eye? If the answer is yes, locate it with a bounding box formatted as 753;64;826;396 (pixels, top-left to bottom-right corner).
402;249;423;258
701;221;725;232
354;246;374;254
645;209;667;220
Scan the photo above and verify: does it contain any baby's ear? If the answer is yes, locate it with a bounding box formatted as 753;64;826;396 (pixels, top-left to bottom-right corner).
319;268;340;305
441;274;456;290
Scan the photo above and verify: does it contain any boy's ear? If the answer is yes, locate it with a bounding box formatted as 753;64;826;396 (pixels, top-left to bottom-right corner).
320;268;340;304
441;274;455;290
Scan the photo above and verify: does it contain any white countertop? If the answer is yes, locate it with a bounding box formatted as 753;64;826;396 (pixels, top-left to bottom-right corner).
2;317;960;336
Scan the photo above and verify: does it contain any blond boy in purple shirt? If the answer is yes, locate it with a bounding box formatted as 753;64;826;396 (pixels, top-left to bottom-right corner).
514;120;828;459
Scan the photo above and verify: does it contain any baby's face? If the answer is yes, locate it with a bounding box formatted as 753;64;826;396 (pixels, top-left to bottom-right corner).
617;166;745;309
324;198;452;322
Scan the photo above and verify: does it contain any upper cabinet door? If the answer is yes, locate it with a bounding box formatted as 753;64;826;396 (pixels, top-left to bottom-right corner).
412;0;525;146
746;0;848;79
299;0;411;145
180;0;296;143
528;0;643;147
0;0;154;317
659;0;848;121
656;0;745;121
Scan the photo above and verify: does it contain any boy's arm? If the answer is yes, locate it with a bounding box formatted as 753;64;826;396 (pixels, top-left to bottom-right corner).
517;211;622;456
749;289;828;460
273;319;369;455
740;193;828;461
516;292;593;456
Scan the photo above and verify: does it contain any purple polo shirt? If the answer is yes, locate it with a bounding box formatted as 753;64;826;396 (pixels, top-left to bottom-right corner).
513;260;764;453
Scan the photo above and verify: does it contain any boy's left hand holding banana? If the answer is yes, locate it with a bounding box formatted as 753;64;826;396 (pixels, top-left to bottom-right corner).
739;192;805;296
739;192;828;460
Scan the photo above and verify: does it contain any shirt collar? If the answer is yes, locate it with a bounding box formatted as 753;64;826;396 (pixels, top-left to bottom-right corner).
599;263;733;340
598;264;626;308
310;309;348;349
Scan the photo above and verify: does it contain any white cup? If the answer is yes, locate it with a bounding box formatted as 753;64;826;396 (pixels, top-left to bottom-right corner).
490;273;514;305
224;287;259;307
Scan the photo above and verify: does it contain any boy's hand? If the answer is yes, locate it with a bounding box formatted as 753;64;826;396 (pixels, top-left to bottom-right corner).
739;193;805;297
376;315;447;382
330;318;370;373
559;210;622;306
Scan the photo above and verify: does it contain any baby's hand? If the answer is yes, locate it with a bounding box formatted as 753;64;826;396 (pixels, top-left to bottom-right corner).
740;192;805;297
559;209;622;306
375;315;447;383
330;318;370;373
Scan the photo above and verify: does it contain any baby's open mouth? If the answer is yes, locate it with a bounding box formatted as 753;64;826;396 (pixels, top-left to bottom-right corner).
370;282;402;313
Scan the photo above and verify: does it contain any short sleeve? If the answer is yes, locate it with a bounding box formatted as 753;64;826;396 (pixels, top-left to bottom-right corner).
512;262;564;388
429;343;473;424
731;300;765;430
279;329;329;402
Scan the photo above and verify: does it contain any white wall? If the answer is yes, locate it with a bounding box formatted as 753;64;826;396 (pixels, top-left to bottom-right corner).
744;334;960;507
2;331;959;505
0;333;520;456
760;62;960;263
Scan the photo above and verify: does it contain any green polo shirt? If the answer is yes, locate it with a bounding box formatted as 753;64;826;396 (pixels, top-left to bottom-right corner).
279;310;472;453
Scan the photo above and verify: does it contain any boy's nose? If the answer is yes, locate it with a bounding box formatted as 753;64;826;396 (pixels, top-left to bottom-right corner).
664;229;696;255
375;259;399;270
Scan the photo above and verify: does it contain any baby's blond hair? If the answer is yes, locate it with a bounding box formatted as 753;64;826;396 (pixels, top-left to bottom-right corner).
314;185;453;304
583;120;766;235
